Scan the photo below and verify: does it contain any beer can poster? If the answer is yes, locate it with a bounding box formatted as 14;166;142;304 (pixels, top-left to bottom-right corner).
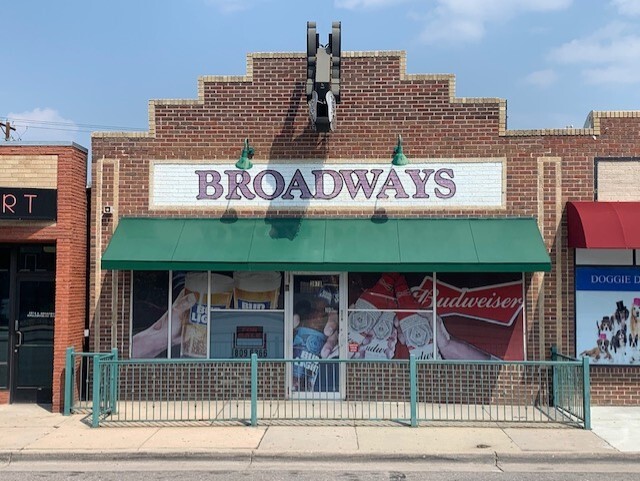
576;267;640;366
347;272;525;361
130;270;285;359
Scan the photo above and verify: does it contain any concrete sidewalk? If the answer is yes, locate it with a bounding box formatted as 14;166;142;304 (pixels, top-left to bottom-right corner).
1;404;638;463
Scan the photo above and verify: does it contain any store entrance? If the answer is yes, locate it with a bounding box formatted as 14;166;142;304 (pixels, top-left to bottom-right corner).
0;245;56;404
288;273;345;398
12;277;55;403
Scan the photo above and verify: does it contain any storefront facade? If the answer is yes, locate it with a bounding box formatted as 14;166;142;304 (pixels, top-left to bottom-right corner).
0;143;87;410
91;50;640;405
568;164;640;403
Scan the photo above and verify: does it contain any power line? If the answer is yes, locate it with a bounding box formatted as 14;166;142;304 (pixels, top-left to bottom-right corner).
16;125;127;133
1;116;146;131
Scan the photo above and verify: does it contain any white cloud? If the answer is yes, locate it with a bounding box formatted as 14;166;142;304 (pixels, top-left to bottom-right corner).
335;0;408;9
524;69;558;87
6;108;80;143
611;0;640;16
549;22;640;84
417;0;572;45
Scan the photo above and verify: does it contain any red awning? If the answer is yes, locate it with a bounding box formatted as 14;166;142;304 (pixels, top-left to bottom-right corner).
567;201;640;248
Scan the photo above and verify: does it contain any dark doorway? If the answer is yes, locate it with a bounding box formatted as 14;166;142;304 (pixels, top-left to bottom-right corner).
0;245;56;403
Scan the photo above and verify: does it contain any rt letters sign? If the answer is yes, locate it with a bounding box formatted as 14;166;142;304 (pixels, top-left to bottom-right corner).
0;187;57;220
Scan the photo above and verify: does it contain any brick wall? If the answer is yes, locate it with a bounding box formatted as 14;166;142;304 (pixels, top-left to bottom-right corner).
0;145;88;412
91;51;640;405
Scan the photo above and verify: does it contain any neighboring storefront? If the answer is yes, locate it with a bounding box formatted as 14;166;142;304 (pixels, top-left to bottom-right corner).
92;49;640;404
0;142;87;410
568;187;640;401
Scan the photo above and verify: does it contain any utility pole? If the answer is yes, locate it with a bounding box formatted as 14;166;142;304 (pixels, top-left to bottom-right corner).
0;121;16;141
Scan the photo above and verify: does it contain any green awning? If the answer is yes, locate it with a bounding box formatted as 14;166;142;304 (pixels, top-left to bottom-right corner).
102;217;551;272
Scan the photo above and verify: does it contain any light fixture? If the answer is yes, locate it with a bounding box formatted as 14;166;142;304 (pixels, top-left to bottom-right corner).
391;134;409;166
235;138;254;170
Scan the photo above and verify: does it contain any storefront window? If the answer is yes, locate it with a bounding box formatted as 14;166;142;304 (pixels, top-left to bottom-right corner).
131;270;285;359
210;271;284;359
0;247;9;388
576;266;640;366
348;272;524;361
18;245;55;273
171;271;209;359
130;271;170;359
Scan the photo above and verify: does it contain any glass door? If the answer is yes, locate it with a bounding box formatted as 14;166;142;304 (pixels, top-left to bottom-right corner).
12;277;55;403
288;273;344;398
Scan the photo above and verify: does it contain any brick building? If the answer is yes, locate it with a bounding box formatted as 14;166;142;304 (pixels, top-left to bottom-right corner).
0;142;87;411
91;50;640;405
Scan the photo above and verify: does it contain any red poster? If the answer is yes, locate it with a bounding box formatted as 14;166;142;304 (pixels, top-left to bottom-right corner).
347;273;524;361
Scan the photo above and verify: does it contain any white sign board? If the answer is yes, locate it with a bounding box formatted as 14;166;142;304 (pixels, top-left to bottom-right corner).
151;160;504;209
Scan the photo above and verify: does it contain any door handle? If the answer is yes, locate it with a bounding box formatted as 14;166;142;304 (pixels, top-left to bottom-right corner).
15;330;23;348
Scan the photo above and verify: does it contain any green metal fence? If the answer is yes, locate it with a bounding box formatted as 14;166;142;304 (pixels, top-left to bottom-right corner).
66;349;590;429
551;346;591;429
415;358;588;427
64;347;118;425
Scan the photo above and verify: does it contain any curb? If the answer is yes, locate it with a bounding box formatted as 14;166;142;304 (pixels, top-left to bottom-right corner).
2;450;640;465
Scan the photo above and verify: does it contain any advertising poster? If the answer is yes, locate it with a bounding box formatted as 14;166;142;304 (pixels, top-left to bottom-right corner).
576;267;640;365
347;272;524;361
130;271;170;359
291;274;340;394
131;270;284;359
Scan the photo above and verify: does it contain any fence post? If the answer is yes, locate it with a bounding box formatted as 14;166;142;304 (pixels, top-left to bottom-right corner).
410;354;417;427
92;355;102;428
550;345;558;408
110;348;118;415
250;353;258;427
63;346;75;416
582;355;591;430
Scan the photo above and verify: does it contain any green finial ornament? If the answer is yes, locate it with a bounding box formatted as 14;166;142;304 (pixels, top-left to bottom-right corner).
235;138;255;170
392;134;409;166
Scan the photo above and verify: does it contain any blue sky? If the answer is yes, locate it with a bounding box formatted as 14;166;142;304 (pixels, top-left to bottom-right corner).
2;0;640;151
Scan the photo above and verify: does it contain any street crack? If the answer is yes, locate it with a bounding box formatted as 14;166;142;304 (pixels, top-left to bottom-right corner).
494;450;504;472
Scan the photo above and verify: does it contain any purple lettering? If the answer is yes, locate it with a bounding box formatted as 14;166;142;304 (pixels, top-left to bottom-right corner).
281;169;313;200
253;169;285;200
196;170;223;200
312;169;343;200
339;169;383;199
434;169;456;199
224;170;256;200
406;169;435;199
376;169;410;199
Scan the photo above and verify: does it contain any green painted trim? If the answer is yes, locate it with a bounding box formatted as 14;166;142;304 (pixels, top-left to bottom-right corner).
583;356;591;430
63;347;74;416
102;260;552;272
250;353;258;426
110;349;118;415
409;354;417;427
92;355;101;428
550;345;558;409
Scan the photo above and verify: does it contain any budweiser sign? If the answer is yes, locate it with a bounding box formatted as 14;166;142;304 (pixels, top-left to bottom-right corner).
412;276;523;326
151;161;504;209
